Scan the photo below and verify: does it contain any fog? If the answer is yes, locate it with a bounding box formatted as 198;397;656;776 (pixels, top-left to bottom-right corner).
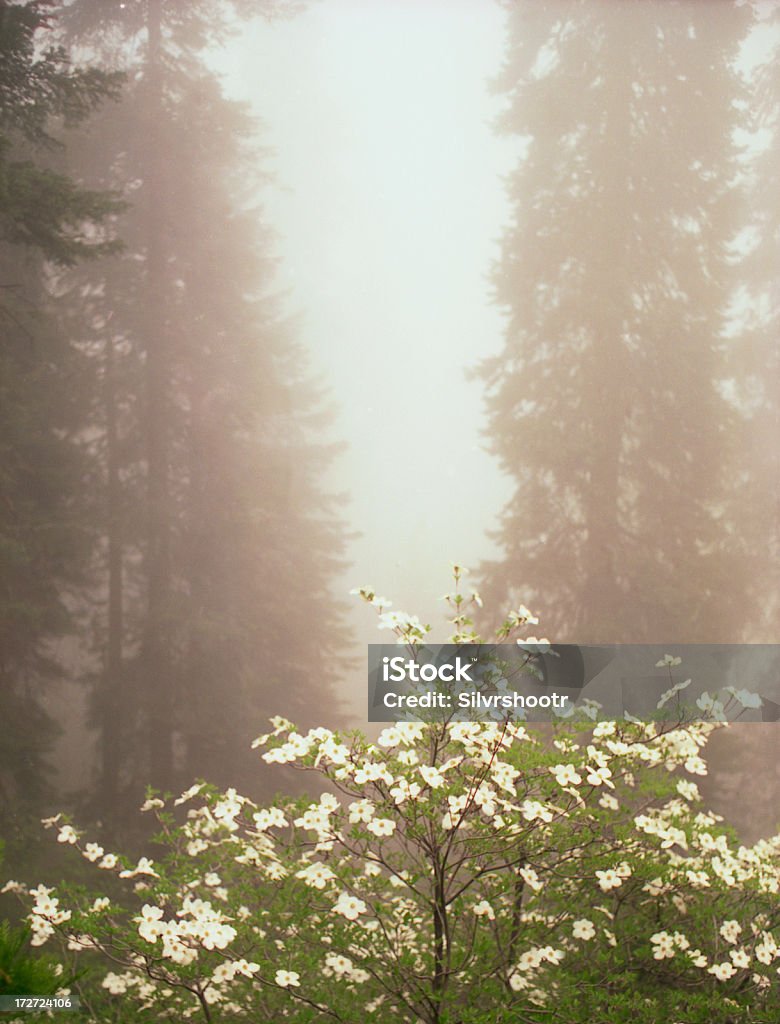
210;0;779;708
212;0;517;686
1;0;778;845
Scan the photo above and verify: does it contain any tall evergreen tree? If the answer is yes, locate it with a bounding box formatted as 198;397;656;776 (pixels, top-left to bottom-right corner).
63;0;349;810
0;1;121;265
479;0;753;644
0;0;120;824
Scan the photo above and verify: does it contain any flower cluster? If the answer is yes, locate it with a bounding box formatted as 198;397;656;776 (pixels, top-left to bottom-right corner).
3;580;778;1024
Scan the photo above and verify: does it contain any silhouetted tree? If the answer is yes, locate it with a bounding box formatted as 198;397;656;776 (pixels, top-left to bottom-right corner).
479;0;754;644
63;0;349;810
0;0;120;826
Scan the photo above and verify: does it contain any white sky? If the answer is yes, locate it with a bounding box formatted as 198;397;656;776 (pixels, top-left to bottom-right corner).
210;0;519;716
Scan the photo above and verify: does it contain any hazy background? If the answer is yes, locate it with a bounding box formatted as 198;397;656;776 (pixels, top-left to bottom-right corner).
210;0;779;708
213;0;517;672
1;0;777;846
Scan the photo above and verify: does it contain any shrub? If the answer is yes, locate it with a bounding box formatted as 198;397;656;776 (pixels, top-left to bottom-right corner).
3;578;779;1023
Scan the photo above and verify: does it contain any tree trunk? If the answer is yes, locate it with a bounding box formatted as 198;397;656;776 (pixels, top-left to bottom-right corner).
101;331;123;822
143;0;174;791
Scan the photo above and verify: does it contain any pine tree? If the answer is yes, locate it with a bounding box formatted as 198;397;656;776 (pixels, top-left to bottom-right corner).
479;0;754;644
0;1;121;264
62;0;349;808
0;0;121;825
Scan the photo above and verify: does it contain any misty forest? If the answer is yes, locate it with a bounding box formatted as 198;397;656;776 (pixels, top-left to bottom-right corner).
0;1;779;1022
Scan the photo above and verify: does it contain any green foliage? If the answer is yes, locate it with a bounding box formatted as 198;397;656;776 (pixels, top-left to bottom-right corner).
0;920;70;998
0;2;121;143
0;1;124;263
0;275;87;822
4;590;779;1024
0;1;123;830
0;146;122;265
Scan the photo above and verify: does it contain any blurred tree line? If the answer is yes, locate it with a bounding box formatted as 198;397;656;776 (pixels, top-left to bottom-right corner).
480;0;778;645
478;0;779;836
0;0;349;842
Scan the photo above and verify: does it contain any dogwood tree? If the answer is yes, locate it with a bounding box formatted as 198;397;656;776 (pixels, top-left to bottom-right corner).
4;582;779;1023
